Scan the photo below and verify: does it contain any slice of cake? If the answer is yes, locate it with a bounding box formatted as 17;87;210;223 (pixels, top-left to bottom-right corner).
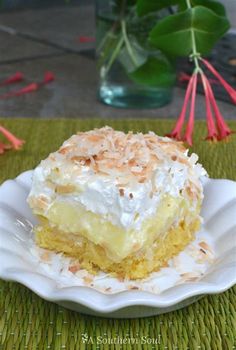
27;126;207;279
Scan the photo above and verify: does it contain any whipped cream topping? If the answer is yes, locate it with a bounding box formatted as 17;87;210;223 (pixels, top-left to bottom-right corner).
28;127;207;230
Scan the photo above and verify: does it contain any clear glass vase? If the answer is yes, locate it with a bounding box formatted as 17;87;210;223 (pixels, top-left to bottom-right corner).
96;1;176;109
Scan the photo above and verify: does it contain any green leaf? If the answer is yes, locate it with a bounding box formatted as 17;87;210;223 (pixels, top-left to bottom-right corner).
137;0;178;16
128;57;176;87
149;6;230;56
192;0;226;17
128;12;164;49
179;0;226;17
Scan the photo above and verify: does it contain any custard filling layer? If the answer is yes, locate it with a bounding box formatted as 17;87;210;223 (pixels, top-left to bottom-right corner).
36;195;195;262
35;215;200;279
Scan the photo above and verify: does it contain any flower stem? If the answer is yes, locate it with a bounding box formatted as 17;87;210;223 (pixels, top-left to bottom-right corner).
121;19;138;67
186;0;201;72
102;35;124;78
99;0;141;79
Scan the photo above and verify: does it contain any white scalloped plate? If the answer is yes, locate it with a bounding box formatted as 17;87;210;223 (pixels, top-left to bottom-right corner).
0;170;235;318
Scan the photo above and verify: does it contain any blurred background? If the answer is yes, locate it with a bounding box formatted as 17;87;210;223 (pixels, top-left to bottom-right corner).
0;0;235;119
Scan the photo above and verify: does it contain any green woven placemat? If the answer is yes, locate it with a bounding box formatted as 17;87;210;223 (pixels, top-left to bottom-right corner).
0;118;235;350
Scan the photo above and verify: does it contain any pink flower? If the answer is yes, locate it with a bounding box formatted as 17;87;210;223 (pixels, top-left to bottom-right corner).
167;59;234;145
0;142;6;154
204;78;233;140
42;71;55;85
0;72;55;100
167;73;196;141
78;36;95;43
201;73;218;141
182;73;198;146
0;141;12;154
201;58;236;104
0;72;24;86
0;126;25;151
178;71;218;85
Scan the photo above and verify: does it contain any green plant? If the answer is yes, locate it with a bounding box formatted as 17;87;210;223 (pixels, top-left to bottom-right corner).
98;0;236;144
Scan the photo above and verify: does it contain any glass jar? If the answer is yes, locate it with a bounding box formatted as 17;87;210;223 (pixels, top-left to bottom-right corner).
96;1;176;109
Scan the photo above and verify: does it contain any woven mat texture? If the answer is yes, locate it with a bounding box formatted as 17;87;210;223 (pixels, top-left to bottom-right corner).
0;118;235;350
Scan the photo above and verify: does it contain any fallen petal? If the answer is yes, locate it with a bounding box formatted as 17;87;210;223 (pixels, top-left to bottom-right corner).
0;82;38;99
43;71;55;84
78;36;95;43
0;126;25;150
0;72;24;86
0;142;12;154
0;142;5;154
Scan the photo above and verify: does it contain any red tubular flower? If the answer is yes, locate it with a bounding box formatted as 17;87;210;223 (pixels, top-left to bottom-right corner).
0;141;11;154
0;72;24;86
78;36;95;43
0;126;25;150
42;71;55;85
178;72;192;83
0;72;54;100
201;58;236;104
0;83;38;99
201;73;218;141
0;142;6;154
203;78;233;140
179;71;218;85
167;73;196;140
14;83;38;96
182;73;198;146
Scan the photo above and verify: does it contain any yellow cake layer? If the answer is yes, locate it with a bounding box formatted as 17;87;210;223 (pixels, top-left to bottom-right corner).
35;215;200;279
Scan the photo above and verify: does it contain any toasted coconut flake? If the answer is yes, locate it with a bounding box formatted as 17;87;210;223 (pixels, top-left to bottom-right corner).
55;184;76;194
87;134;103;142
117;275;125;282
161;261;169;268
83;275;94;284
71;156;84;163
59;145;74;154
42;127;205;189
138;177;147;183
132;243;141;250
29;195;50;211
188;244;214;263
199;241;213;254
119;188;125;197
40;251;51;262
128;285;139;290
180;272;200;282
69;263;81;273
